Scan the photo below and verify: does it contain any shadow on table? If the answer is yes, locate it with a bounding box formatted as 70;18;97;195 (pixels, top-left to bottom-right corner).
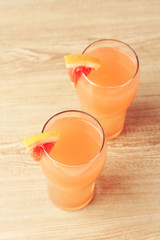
94;174;123;202
93;173;141;207
120;96;160;137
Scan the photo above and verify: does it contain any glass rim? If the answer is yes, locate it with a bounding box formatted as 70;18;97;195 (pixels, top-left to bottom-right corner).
42;110;105;167
82;39;139;89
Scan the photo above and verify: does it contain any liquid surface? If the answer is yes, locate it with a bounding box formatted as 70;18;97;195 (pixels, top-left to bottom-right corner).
86;47;136;87
45;117;103;165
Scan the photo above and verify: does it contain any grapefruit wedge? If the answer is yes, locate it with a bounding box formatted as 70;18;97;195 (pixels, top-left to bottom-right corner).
23;132;59;161
64;54;100;86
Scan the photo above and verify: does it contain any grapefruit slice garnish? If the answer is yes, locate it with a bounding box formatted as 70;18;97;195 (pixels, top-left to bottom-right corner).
64;54;101;86
23;132;59;161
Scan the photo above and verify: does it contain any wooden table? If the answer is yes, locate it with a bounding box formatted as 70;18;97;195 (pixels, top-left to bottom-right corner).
1;0;160;239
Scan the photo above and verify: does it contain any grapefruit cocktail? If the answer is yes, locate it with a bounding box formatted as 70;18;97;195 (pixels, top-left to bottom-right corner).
24;110;107;210
65;39;140;139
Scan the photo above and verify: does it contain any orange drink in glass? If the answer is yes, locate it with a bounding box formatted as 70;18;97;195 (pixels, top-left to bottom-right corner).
75;39;140;140
40;110;106;210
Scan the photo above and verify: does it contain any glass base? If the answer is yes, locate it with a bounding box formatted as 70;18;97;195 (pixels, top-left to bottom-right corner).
47;181;95;211
52;189;95;211
82;110;126;140
103;111;126;140
107;127;123;140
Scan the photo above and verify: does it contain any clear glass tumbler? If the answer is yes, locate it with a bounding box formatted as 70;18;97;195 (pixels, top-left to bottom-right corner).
40;110;107;210
75;39;140;140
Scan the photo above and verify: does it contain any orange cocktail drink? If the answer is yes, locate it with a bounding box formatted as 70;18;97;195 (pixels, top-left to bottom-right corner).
40;110;106;210
75;39;140;140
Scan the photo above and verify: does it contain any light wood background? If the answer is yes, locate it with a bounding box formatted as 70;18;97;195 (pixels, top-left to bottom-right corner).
1;0;160;239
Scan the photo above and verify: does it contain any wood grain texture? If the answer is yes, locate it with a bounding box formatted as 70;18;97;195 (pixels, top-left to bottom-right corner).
0;0;160;239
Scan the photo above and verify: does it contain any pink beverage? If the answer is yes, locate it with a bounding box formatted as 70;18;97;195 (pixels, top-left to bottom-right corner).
75;39;140;139
40;110;107;210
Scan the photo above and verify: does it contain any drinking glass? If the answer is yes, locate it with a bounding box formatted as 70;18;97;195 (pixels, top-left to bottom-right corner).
40;110;107;210
75;39;140;140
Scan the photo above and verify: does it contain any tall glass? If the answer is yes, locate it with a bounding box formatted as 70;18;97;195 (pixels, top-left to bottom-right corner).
75;39;140;140
40;110;107;211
